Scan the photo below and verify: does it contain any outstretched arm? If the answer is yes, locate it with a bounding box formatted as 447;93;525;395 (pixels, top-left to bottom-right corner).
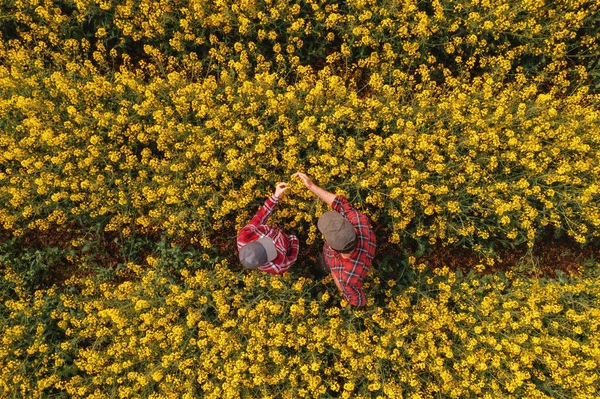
247;182;289;226
293;172;336;206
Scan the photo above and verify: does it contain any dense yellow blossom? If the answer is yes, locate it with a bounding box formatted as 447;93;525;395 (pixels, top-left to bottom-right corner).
1;0;599;250
2;258;600;398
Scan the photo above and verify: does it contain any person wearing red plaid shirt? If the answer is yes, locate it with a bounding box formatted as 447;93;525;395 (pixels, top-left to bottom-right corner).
237;182;299;274
294;172;376;307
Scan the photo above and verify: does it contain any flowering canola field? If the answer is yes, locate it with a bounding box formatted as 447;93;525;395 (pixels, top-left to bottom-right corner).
1;0;600;398
1;0;599;248
3;256;600;399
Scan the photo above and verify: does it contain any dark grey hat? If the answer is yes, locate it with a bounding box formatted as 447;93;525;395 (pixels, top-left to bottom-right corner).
239;237;277;268
317;211;356;252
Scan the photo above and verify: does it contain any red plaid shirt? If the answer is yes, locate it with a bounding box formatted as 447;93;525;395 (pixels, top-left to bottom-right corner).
237;195;299;274
323;196;376;306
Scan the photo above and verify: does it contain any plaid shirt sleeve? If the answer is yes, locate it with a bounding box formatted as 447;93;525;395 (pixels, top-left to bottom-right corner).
248;195;279;227
237;195;279;250
331;196;358;221
328;196;376;307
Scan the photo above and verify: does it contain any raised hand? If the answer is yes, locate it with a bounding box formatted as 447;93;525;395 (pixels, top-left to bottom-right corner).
274;182;289;198
293;172;315;190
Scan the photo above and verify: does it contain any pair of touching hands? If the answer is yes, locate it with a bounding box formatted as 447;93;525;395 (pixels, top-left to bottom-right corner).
274;172;315;198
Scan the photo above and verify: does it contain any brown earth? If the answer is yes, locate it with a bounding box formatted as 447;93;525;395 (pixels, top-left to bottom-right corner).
4;225;599;286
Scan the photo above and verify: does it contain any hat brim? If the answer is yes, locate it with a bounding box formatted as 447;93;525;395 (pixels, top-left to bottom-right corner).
256;236;277;262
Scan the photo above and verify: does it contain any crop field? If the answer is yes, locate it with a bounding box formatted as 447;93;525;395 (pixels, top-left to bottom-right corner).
1;0;599;398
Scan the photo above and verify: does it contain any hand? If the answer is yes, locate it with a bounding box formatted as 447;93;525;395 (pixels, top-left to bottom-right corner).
274;182;289;198
293;172;315;190
294;172;335;205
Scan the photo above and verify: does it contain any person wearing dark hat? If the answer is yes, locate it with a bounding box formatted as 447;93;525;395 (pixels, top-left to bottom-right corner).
294;172;376;306
237;182;299;274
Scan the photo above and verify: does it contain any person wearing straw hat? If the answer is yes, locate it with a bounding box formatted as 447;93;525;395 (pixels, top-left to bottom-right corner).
294;172;376;306
237;182;299;274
